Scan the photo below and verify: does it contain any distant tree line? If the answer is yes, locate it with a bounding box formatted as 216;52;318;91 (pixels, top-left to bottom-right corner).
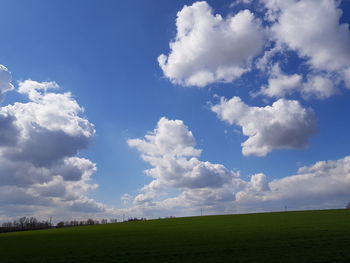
55;217;147;227
0;217;118;233
56;218;109;228
0;217;51;233
126;217;147;222
1;216;151;233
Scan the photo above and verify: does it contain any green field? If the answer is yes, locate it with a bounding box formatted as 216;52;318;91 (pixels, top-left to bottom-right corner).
1;209;350;263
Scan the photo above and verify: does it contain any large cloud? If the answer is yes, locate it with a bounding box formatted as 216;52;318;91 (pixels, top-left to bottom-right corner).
237;156;350;211
127;117;266;211
263;0;350;88
158;1;265;87
0;76;107;220
128;118;237;197
125;117;350;217
211;96;317;156
2;80;94;167
158;0;350;98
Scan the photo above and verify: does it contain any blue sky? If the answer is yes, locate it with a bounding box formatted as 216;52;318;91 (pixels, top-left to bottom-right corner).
1;0;350;221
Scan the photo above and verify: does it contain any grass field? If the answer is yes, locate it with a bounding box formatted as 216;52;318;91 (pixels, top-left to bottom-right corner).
1;209;350;263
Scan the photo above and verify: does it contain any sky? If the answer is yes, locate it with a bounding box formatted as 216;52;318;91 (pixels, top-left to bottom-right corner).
0;0;350;222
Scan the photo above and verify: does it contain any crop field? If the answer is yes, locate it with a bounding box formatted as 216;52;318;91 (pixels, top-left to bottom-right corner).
1;209;350;263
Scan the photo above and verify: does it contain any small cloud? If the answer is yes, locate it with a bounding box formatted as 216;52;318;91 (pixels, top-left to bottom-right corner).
121;194;133;205
211;96;317;156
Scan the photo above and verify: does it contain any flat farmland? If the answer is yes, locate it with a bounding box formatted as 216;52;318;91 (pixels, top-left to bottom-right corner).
1;209;350;263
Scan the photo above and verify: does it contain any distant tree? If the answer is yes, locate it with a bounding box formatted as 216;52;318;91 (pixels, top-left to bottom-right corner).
18;217;27;230
56;222;65;228
86;219;95;225
346;202;350;209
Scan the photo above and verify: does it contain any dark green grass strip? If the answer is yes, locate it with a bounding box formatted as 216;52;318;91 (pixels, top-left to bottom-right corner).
1;209;350;263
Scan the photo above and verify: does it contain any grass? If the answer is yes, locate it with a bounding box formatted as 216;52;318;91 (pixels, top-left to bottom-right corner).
1;209;350;262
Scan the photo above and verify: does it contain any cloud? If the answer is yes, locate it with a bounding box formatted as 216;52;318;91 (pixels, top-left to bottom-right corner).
264;0;350;88
53;157;97;181
128;117;201;158
158;0;350;98
158;1;265;87
255;64;338;100
121;194;133;205
301;74;338;100
69;198;106;213
128;118;236;192
126;118;350;216
127;117;241;207
0;111;20;146
0;64;14;98
237;156;350;211
343;68;350;88
18;79;59;101
256;63;302;98
0;74;106;220
211;96;317;156
1;80;94;167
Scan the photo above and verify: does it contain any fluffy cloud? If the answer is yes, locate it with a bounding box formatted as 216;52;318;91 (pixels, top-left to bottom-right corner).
0;80;94;167
0;75;107;220
128;117;201;158
237;156;350;211
159;0;350;98
128;118;237;194
0;64;14;98
264;0;350;88
257;63;302;98
158;1;265;87
211;96;317;156
255;64;338;100
127;117;243;207
301;74;338;100
260;72;301;98
125;118;350;216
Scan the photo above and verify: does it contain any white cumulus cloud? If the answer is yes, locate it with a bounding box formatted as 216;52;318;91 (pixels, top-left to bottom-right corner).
237;156;350;212
255;64;338;100
211;96;317;156
264;0;350;88
125;118;350;217
158;1;265;87
0;73;107;220
257;63;302;98
128;118;237;193
127;117;241;207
